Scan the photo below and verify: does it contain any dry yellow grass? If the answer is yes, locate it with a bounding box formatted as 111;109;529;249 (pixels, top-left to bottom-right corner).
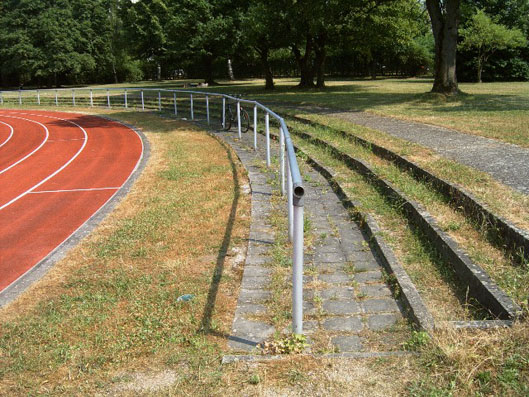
0;112;251;394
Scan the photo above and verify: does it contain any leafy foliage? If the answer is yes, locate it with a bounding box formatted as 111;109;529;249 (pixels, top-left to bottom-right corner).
460;9;527;82
0;0;527;87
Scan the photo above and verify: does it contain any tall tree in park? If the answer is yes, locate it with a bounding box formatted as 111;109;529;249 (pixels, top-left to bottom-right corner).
459;10;526;82
241;0;289;89
0;0;97;87
345;0;429;79
122;0;170;79
425;0;461;94
167;0;242;85
284;0;343;88
0;0;131;86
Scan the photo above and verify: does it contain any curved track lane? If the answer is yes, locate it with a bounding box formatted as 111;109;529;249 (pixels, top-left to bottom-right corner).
0;110;144;296
0;121;14;148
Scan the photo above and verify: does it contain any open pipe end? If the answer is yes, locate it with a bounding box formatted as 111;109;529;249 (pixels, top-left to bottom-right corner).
293;184;305;207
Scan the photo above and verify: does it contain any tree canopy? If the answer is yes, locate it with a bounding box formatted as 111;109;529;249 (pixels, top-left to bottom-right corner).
0;0;527;89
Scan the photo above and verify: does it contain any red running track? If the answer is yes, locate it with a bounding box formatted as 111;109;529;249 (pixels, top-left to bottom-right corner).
0;110;143;293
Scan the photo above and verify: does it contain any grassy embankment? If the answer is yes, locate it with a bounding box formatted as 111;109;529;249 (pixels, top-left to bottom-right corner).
1;77;528;395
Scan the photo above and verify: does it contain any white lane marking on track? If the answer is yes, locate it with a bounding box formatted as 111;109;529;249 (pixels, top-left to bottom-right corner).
0;121;15;148
0;116;49;175
0;114;88;211
29;187;120;194
0;111;145;297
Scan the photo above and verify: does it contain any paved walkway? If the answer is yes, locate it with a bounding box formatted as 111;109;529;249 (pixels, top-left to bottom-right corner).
272;103;529;195
219;128;406;355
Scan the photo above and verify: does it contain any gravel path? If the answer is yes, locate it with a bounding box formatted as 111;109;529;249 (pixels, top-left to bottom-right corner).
273;104;529;195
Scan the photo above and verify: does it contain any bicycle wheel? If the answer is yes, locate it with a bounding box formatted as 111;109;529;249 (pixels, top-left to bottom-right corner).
241;108;250;133
219;105;232;130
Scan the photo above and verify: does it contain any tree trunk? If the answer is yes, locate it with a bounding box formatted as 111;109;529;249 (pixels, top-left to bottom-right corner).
227;58;235;80
426;0;460;94
257;47;274;90
314;31;327;88
112;58;118;84
293;35;315;88
370;60;377;80
204;55;216;85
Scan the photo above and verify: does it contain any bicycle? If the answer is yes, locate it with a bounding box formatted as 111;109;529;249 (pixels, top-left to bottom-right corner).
220;95;250;132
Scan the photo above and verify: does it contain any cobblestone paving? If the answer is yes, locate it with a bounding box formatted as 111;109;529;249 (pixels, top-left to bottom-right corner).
217;128;407;354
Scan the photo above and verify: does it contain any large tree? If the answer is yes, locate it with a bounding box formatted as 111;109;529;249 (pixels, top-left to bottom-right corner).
426;0;461;94
166;0;242;85
241;0;289;89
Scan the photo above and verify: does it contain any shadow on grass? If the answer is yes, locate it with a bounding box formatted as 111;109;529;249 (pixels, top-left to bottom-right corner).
200;81;529;114
200;138;240;334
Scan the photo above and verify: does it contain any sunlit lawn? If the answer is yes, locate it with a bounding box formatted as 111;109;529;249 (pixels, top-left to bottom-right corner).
87;77;529;147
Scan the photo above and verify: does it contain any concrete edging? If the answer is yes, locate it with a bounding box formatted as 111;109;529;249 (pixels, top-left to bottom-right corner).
262;129;435;331
287;128;521;321
289;115;529;266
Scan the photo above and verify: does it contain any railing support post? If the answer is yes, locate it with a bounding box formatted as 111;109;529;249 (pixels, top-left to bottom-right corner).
253;105;257;150
190;94;194;120
90;89;93;107
141;90;144;111
206;95;210;124
18;90;22;105
265;112;271;167
55;90;58;106
280;126;285;196
72;89;75;106
237;101;241;138
107;89;111;108
292;203;304;335
222;97;226;129
125;89;128;109
173;92;177;115
287;158;294;241
158;91;161;111
37;90;40;105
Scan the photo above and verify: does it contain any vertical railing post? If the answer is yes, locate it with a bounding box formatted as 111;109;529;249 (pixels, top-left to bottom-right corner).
55;90;58;106
37;90;40;105
190;94;194;120
107;89;110;108
265;112;271;167
90;89;93;107
158;91;161;111
280;126;285;196
292;202;304;335
18;90;22;105
206;95;210;124
0;92;3;105
287;157;294;242
222;97;226;129
141;90;145;111
253;105;257;150
124;89;128;109
237;101;241;138
72;89;75;106
173;92;177;115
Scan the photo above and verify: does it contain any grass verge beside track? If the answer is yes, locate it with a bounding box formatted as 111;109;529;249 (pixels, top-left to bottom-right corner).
0;112;252;394
0;107;527;395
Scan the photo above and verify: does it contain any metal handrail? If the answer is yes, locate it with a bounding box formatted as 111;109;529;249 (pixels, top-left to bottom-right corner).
0;86;306;335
